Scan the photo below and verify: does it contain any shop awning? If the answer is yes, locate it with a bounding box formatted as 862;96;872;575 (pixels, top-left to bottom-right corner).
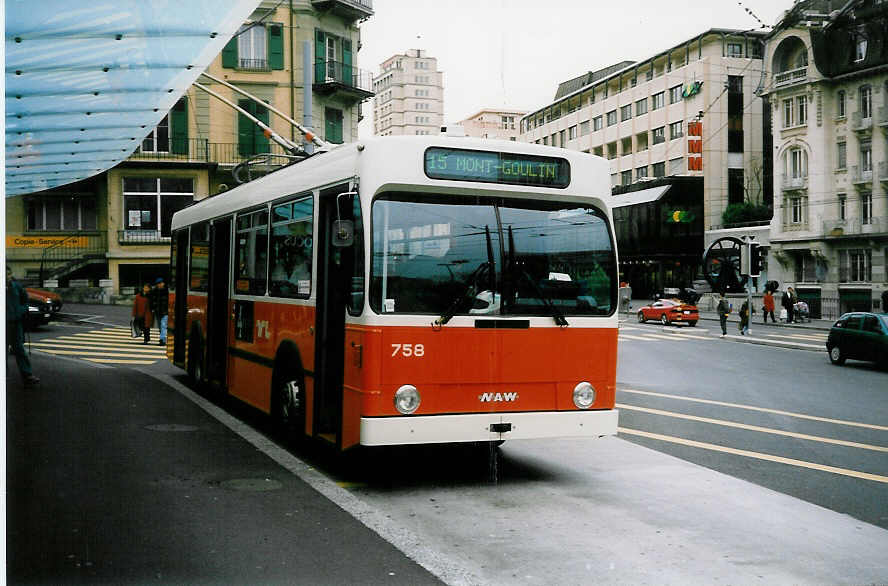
610;184;672;208
5;0;262;197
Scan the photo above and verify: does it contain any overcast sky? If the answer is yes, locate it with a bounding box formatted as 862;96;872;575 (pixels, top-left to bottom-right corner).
356;0;789;137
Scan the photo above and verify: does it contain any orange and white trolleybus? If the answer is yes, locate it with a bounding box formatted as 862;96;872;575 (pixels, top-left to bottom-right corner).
168;136;619;450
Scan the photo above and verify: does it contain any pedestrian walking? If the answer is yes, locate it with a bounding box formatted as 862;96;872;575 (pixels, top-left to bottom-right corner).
781;287;796;323
716;292;731;337
131;283;154;344
738;300;750;335
150;277;169;347
762;290;776;323
6;267;40;386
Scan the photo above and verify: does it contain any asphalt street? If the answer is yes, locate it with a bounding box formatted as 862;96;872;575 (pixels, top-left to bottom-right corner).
6;306;888;584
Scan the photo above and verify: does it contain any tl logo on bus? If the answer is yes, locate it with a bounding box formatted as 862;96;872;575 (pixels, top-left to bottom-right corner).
479;392;518;402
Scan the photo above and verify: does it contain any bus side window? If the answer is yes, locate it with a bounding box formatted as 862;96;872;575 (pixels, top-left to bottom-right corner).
235;209;269;296
348;193;364;315
269;196;313;298
189;221;210;292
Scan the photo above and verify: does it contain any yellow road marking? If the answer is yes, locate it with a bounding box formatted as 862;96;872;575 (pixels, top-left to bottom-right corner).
618;388;888;431
28;342;166;354
83;358;157;365
88;329;130;333
618;427;888;484
35;349;165;360
617;403;888;453
58;335;155;344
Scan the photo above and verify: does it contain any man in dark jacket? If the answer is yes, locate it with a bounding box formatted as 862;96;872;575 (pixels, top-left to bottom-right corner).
150;277;169;346
6;267;39;386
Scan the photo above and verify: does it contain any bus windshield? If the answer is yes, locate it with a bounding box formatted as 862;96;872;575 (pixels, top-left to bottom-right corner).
370;192;616;318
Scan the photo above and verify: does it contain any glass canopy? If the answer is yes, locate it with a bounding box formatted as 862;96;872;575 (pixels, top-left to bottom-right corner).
5;0;262;196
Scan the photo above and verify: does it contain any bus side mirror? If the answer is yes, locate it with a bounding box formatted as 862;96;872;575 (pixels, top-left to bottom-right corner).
333;220;354;247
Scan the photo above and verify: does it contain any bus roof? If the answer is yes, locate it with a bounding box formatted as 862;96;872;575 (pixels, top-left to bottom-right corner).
172;136;611;230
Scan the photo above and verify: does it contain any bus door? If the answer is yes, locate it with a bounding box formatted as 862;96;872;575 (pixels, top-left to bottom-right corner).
206;217;232;387
172;229;189;365
313;183;358;445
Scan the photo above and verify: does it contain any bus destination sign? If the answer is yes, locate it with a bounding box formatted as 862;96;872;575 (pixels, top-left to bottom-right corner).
424;147;570;188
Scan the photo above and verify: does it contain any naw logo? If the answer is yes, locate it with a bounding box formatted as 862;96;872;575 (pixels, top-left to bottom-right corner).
479;392;518;402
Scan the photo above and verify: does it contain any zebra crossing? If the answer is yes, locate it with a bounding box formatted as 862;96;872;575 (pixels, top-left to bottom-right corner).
26;327;169;366
619;324;827;345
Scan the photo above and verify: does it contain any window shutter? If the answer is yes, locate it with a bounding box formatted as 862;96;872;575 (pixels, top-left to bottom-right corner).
269;23;284;70
222;36;238;68
315;30;326;83
342;39;353;86
238;100;253;156
170;98;188;155
254;103;270;154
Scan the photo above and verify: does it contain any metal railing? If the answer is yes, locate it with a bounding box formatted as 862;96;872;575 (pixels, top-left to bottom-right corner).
35;232;107;282
117;230;171;245
774;66;807;87
130;138;210;162
314;60;374;94
237;58;270;72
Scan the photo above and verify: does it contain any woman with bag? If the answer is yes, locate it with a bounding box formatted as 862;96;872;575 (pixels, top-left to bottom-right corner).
131;283;154;344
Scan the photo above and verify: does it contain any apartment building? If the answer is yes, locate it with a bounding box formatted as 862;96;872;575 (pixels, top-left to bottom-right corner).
6;0;374;294
459;108;526;140
372;49;444;136
519;30;769;298
761;0;888;317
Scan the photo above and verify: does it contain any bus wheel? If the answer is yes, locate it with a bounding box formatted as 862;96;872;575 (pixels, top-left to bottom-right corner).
273;369;305;442
187;335;203;389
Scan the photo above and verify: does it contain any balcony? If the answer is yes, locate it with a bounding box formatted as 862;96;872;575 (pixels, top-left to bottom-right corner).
310;0;373;21
236;58;270;72
823;216;884;237
774;66;807;88
781;175;808;191
118;230;171;245
313;60;374;102
851;111;873;133
130;138;210;163
851;165;873;185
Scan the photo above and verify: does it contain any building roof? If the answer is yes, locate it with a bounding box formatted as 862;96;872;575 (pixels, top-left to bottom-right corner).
553;61;636;100
524;28;768;122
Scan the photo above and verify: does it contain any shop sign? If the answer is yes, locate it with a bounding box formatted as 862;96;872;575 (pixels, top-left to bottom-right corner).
682;81;703;99
665;210;696;224
6;235;88;248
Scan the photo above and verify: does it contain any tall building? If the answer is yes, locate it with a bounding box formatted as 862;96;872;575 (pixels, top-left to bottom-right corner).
762;0;887;317
372;49;444;136
6;0;374;294
519;29;769;298
459;108;526;141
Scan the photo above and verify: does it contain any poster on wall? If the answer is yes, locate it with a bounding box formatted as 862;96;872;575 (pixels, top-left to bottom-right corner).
129;210;142;227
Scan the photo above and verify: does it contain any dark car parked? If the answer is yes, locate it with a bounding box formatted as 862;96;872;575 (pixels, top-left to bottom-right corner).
826;312;888;368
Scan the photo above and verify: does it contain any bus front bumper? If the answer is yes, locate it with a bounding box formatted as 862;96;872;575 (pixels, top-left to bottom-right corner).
359;409;618;446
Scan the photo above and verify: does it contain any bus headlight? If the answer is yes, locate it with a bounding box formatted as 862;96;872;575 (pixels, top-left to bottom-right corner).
573;382;596;409
394;385;421;414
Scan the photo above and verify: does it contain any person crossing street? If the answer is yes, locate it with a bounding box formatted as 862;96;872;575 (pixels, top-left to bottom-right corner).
150;277;169;347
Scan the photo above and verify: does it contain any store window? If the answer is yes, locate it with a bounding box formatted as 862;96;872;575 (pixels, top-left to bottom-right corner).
122;177;194;237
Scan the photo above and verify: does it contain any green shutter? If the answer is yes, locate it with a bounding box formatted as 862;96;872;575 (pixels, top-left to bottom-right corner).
325;108;343;144
222;36;238;68
315;29;326;83
342;39;353;86
255;104;270;153
170;98;188;155
269;23;284;70
238;100;253;156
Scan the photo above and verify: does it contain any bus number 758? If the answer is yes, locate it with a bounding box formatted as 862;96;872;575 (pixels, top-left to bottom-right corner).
391;343;425;357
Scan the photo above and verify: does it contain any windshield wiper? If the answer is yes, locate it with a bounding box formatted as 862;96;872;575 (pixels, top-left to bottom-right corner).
434;225;495;326
506;226;568;327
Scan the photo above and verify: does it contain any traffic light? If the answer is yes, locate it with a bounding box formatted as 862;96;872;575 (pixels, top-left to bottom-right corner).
749;243;761;277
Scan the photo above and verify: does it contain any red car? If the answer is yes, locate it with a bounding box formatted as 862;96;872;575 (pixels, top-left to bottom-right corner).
637;298;699;326
27;288;63;313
